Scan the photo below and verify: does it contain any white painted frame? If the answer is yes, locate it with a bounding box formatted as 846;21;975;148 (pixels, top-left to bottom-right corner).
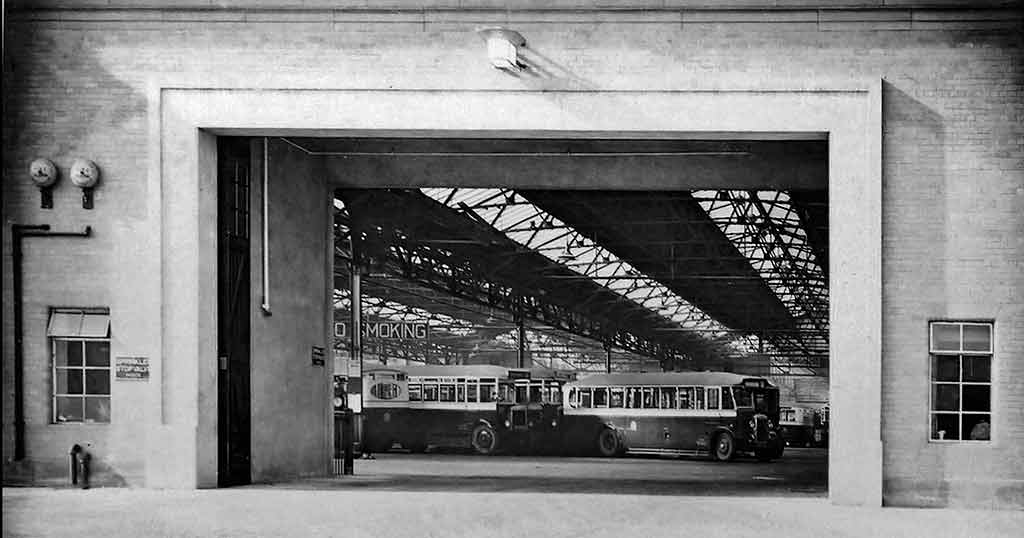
151;84;882;506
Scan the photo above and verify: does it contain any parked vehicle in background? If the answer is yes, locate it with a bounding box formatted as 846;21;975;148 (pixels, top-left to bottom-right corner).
560;371;784;461
360;364;568;454
779;406;816;447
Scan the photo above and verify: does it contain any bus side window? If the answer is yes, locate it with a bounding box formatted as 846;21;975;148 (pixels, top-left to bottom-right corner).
642;387;655;409
593;387;608;407
580;388;593;408
609;388;624;408
480;379;496;402
467;382;478;402
440;384;455;402
707;387;720;410
721;387;734;410
424;383;439;402
408;384;422;402
695;387;705;410
625;387;639;409
660;387;676;409
679;387;693;409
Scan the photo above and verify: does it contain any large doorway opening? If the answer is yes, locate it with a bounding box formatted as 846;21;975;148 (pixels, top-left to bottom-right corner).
296;136;829;496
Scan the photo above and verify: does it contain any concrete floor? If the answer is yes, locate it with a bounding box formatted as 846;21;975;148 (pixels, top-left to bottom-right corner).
5;450;1022;538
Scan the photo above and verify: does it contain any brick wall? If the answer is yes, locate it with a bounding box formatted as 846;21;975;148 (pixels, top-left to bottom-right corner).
3;4;1022;506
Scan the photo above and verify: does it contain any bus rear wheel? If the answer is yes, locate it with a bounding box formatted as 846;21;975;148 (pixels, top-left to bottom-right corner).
597;428;620;457
712;432;735;462
471;424;498;455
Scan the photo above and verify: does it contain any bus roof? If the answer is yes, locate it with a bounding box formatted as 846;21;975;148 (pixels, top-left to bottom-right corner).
364;364;572;380
571;371;770;388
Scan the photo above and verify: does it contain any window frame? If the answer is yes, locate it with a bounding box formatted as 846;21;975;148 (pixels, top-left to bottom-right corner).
928;320;994;444
52;336;112;424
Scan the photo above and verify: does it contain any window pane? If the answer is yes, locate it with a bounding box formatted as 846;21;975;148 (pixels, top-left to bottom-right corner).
84;397;111;423
962;385;990;412
932;384;959;411
963;356;991;382
480;384;495;403
962;324;991;352
85;341;110;366
932;355;959;382
56;396;84;422
931;323;961;352
963;414;991;441
593;388;607;407
423;384;438;401
680;387;694;409
932;413;960;440
580;388;592;408
66;341;83;367
660;388;676;409
696;387;705;410
55;341;70;366
707;388;720;410
56;368;83;395
722;388;735;410
642;388;655;409
408;384;422;401
609;388;624;408
467;383;478;402
457;384;466;402
85;370;110;395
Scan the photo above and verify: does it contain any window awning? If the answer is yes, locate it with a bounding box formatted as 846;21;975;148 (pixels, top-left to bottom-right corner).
47;311;110;338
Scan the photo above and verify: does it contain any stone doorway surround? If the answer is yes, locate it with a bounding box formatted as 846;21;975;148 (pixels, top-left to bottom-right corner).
150;83;881;505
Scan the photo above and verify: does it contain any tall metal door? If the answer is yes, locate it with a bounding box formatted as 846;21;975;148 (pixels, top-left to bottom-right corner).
217;137;252;487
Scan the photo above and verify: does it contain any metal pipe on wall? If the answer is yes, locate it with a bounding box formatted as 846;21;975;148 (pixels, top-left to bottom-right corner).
11;224;92;460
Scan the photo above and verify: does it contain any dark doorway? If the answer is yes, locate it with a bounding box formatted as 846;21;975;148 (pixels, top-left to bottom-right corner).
217;137;253;486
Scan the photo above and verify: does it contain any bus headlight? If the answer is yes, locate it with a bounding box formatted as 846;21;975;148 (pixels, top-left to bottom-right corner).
504;419;511;428
551;419;558;428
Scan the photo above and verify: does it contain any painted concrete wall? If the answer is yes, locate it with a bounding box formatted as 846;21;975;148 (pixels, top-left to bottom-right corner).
249;139;333;483
2;3;1022;508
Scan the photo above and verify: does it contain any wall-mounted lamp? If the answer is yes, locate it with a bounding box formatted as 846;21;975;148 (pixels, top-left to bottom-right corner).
28;158;59;209
69;159;100;209
476;27;526;72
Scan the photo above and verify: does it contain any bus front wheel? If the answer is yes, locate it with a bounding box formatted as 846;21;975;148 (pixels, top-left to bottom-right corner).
471;424;498;455
712;432;735;462
597;428;620;457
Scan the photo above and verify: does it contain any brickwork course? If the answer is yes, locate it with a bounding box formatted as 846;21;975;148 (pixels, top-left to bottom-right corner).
2;1;1023;508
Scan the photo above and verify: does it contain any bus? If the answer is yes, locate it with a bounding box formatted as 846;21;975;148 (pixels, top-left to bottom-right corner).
779;406;815;447
361;364;568;455
560;371;784;462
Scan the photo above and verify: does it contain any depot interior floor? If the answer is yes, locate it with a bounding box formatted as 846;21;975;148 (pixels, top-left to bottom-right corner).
304;449;827;497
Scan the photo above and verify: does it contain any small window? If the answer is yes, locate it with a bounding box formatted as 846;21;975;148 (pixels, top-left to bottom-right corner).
930;321;993;442
695;387;705;410
50;309;110;424
609;388;624;408
722;387;735;410
679;387;694;409
439;384;456;402
456;383;466;402
707;387;720;410
593;387;608;407
467;382;478;403
423;384;439;402
479;379;497;402
625;387;640;409
580;388;593;408
408;384;422;401
660;387;677;409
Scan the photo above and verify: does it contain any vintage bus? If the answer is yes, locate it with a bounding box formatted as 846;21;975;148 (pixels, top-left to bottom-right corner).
779;406;816;447
361;364;567;455
560;371;784;462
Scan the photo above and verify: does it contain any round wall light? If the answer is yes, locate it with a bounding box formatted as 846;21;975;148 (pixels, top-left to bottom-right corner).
69;158;100;209
28;158;59;209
